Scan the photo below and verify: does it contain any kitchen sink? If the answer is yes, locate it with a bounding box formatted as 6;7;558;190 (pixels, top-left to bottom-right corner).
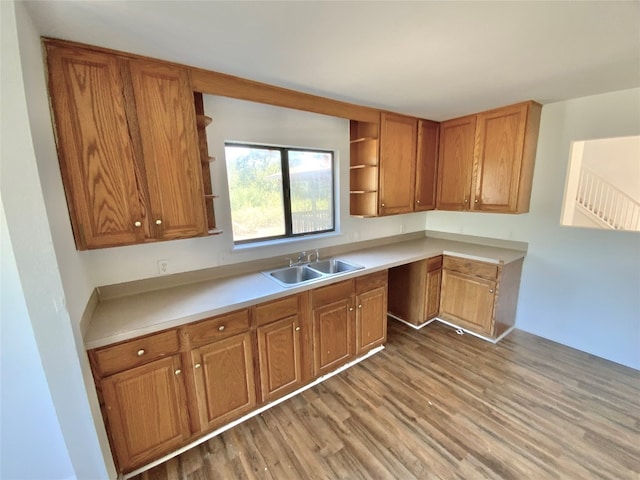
263;258;364;287
307;259;363;274
267;265;323;286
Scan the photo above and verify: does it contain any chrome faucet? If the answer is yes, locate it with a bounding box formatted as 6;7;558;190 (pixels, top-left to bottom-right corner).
286;249;320;267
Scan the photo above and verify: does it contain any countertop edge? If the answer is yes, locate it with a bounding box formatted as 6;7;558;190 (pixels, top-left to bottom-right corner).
85;237;526;350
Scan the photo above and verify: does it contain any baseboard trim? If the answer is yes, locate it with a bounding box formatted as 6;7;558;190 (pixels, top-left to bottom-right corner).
387;313;437;330
122;345;385;479
389;314;515;344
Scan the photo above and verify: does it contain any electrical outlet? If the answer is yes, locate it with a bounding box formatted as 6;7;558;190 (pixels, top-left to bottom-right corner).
158;259;170;275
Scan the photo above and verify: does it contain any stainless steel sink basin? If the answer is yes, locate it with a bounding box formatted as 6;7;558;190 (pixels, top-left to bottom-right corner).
263;258;364;287
267;265;323;287
308;259;364;275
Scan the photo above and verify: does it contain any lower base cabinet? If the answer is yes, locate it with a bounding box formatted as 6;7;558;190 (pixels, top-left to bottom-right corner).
89;270;388;474
190;332;256;431
388;255;523;340
101;355;191;473
388;256;442;326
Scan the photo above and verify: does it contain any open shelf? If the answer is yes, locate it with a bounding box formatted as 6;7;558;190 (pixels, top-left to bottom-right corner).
349;119;381;217
196;114;212;128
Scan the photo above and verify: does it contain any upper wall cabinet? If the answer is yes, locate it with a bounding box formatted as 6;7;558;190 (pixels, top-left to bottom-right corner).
437;101;542;214
45;41;209;249
378;113;418;216
414;120;440;211
350;114;439;217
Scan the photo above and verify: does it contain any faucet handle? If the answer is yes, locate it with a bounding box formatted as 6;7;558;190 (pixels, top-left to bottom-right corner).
315;248;320;261
285;257;293;267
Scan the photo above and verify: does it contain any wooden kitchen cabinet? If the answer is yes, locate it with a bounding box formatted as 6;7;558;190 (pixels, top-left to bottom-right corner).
90;331;189;473
388;256;442;326
311;271;388;375
350;114;438;217
439;256;523;339
436;115;477;211
378;113;418;215
414;120;440;211
355;270;388;355
311;280;355;376
254;294;310;403
436;101;541;213
186;310;256;432
45;41;209;249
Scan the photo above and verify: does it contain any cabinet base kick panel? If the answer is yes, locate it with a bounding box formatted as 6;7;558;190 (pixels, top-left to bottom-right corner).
433;318;515;344
388;314;515;344
121;345;384;480
387;313;438;330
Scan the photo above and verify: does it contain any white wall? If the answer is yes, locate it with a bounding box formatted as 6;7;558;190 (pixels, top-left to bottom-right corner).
427;88;640;370
80;96;427;287
2;1;115;478
0;199;75;480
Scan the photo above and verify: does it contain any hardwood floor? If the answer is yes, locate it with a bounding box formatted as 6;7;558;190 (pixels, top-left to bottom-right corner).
132;320;640;480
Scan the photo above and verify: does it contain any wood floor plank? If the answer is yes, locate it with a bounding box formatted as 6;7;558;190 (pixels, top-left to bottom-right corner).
131;321;640;480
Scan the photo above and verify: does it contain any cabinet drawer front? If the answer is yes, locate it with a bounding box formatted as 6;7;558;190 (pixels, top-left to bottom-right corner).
254;294;300;327
443;256;498;280
93;330;180;377
186;309;250;347
355;270;388;294
427;255;443;271
311;279;353;308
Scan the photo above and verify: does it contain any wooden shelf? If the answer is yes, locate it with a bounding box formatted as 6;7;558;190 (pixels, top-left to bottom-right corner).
350;164;377;170
196;114;212;128
350;137;377;144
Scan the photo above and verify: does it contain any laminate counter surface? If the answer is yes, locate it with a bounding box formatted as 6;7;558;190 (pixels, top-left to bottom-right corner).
86;236;526;349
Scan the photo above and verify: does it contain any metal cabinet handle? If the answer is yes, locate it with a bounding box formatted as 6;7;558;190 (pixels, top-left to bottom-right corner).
349;307;354;312
134;221;142;228
137;349;145;356
381;203;385;207
463;198;468;204
194;363;201;369
174;369;182;375
155;219;162;225
358;304;362;309
295;326;301;331
218;325;225;331
489;289;494;293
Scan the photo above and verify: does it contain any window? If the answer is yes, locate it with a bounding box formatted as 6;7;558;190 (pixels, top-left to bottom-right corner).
225;143;334;243
560;135;640;231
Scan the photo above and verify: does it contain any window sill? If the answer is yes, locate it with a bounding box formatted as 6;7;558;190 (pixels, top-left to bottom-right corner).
231;231;344;252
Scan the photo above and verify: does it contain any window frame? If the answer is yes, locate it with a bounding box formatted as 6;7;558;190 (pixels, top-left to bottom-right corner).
225;142;336;245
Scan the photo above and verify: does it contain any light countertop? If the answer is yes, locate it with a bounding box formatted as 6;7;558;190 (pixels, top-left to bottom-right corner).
85;236;526;349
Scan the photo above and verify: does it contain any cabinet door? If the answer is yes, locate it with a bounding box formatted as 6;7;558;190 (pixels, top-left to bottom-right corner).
425;268;442;321
356;286;387;355
191;332;256;431
439;269;496;335
101;355;190;472
379;113;417;215
129;60;207;240
436;115;476;211
313;298;354;376
46;45;144;249
257;315;303;403
472;103;528;212
415;120;439;211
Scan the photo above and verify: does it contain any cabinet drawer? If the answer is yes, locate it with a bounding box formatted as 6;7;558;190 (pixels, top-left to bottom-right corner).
355;270;388;294
427;255;443;271
443;256;498;280
311;279;353;308
92;330;180;377
186;309;250;347
254;294;300;326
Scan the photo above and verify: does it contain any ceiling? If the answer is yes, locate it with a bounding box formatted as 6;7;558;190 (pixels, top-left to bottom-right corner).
24;1;640;120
